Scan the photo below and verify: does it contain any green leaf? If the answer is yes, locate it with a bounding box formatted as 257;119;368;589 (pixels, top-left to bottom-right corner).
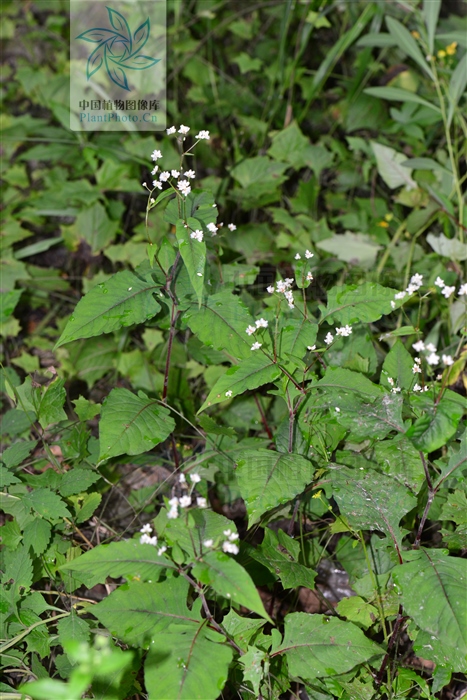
423;0;441;54
314;367;382;399
406;394;464;453
72;202;119;254
160;509;237;560
278;318;318;361
386;16;434;79
145;624;233;700
22;519;52;555
56;610;90;645
321;282;400;325
381;339;415;390
364;86;440;113
176;218;206;306
249;528;317;589
316;232;382;269
1;440;37;468
231;156;288;192
37;378;67;428
392;550;467;671
371;142;417;190
236;449;315;526
23;488;71;521
184;291;254;361
434;439;467;488
59;468;101;497
98;388;175;461
92;577;201;646
1;545;33;605
448;51;467;127
0;289;22;323
198;354;280;413
373;437;425;494
267;121;310;168
426;233;467;261
329;464;417;546
55;271;161;348
60;540;175;586
274;613;383;679
193;550;272;622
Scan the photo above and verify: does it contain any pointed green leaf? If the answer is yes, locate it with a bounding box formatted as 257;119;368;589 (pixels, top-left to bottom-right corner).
236;449;315;526
193;550;272;622
145;624;233;699
98;388;175;461
329;464;417;546
274;613;383;679
382;339;415;390
364;86;440;113
406;394;464;453
176;218;206;306
55;271;161;348
249;528;317;589
321;282;401;326
423;0;441;54
448;51;467;126
434;439;467;488
386;16;434;79
371;142;417;190
37;378;67;428
198;353;280;413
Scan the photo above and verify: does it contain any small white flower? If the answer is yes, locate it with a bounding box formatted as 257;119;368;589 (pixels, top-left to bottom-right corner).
458;283;467;296
225;390;233;398
255;318;268;329
335;407;341;413
196;497;207;508
178;125;190;134
412;340;425;352
207;222;218;234
179;473;186;484
168;497;179;507
306;272;313;281
227;223;236;231
152;180;163;190
178;180;191;196
151;165;159;175
166;126;176;135
251;342;262;351
140;534;158;546
409;273;423;288
190;473;201;484
414;357;421;364
157;546;167;555
179;495;192;508
390;301;396;309
203;539;214;547
167;507;178;520
171;170;180;178
159;171;171;182
151;149;162;161
336;325;352;337
426;352;440;366
413;384;422;392
387;377;394;386
223;529;232;537
307;345;316;351
324;332;334;345
425;343;437;353
442;354;454;366
266;285;275;293
412;364;422;374
391;387;401;394
305;249;314;259
222;541;239;555
441;285;455;299
140;523;153;534
294;253;301;260
150;198;155;205
228;532;239;541
245;325;256;336
190;230;204;242
195;130;210;140
434;276;445;288
184;169;196;179
394;291;407;300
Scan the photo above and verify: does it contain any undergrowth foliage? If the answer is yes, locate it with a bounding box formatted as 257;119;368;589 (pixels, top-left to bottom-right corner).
1;1;467;699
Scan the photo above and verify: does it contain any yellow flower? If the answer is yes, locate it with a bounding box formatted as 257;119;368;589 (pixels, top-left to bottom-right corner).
312;490;323;499
446;42;458;56
411;30;420;39
437;49;446;59
377;221;389;228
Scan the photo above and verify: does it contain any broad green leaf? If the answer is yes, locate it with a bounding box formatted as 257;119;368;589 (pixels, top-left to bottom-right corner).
335;596;378;630
371;142;417;190
72;202;119;254
1;545;33;605
176;218;206;306
22;519;52;555
55;271;161;348
193;550;272;622
329;464;417;546
392;550;467;671
426;233;467;261
357;32;397;48
434;439;467;488
239;646;267;696
59;468;101;497
448;49;467;127
236;449;315;526
381;339;414;390
1;440;37;468
159;509;237;560
231;156;288;194
222;610;266;650
274;613;383;679
372;437;425;494
364;86;441;113
37;378;67;428
267;121;310;168
423;0;441;54
316;232;382;269
401;157;451;175
60;540;174;586
321;282;400;325
406;394;464;453
145;624;232;700
278;318;318;361
0;289;22;323
386;16;434;79
314;367;382;399
248;528;316;590
99;388;175;461
184;290;254;361
23;488;71;521
198;354;280;413
56;611;90;645
92;577;200;646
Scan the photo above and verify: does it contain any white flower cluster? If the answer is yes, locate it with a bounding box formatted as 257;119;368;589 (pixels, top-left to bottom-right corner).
324;325;352;346
434;276;466;299
203;528;239;555
166;473;206;519
387;377;401;394
139;524;167;556
267;278;295;309
245;318;268;351
391;273;423;308
190;229;203;242
412;340;453;367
